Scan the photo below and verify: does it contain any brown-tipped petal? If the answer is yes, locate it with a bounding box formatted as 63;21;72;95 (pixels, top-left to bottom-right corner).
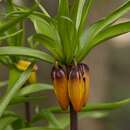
51;66;69;111
82;73;90;107
79;63;90;107
68;66;84;112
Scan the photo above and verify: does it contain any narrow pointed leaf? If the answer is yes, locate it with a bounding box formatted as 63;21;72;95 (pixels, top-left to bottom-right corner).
0;116;18;130
30;14;61;43
58;16;77;63
29;34;63;59
35;0;50;17
85;22;130;54
0;47;54;63
58;0;69;16
0;64;33;117
82;98;130;112
70;0;79;21
18;83;52;96
32;110;61;128
10;96;46;105
0;29;23;41
8;67;22;91
78;0;93;34
0;8;34;34
78;1;130;61
88;0;130;40
76;0;86;30
49;98;130;113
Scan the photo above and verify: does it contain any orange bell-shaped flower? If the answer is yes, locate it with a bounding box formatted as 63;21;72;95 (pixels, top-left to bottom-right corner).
68;65;84;112
51;66;69;110
78;63;90;107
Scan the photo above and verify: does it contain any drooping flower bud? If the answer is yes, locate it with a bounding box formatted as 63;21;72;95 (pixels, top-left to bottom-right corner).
78;63;90;107
16;60;38;84
51;66;69;110
68;65;84;112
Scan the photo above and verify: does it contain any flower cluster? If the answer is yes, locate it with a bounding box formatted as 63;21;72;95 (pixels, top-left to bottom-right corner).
51;63;90;112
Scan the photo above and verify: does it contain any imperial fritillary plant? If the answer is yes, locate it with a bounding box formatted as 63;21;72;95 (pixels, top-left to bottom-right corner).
0;0;130;130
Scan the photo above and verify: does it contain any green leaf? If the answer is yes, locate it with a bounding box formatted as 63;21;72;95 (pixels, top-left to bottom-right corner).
35;0;50;17
29;34;63;60
78;0;130;61
30;14;60;43
79;111;108;119
0;47;54;63
71;0;93;33
0;29;23;41
0;113;25;130
6;22;24;46
5;2;25;47
86;21;130;54
57;16;77;63
8;67;22;91
82;98;130;112
30;14;63;58
78;0;93;34
75;0;86;30
12;118;26;130
58;0;69;16
49;98;130;113
0;56;12;65
0;8;34;34
30;15;51;36
10;96;46;105
32;110;61;128
0;64;33;117
3;111;18;117
18;83;52;96
70;0;79;21
18;128;63;130
89;0;130;40
0;116;18;130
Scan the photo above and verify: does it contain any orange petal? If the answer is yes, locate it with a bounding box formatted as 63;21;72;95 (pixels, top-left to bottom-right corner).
68;66;84;112
79;63;90;107
51;66;69;111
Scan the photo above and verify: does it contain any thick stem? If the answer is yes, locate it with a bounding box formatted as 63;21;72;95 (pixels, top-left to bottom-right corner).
25;98;31;123
70;103;78;130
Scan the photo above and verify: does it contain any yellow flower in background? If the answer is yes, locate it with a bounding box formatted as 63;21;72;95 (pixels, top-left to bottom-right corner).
27;71;37;84
16;60;37;71
16;60;38;84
